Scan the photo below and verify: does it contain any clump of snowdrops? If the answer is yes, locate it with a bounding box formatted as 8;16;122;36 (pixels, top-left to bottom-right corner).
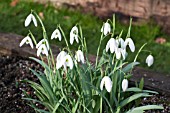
20;10;163;113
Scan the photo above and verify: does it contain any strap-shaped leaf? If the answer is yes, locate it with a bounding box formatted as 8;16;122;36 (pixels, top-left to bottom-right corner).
122;62;140;73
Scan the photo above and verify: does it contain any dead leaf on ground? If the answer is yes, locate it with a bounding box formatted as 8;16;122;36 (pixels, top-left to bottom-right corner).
155;37;166;44
10;0;20;7
39;12;44;20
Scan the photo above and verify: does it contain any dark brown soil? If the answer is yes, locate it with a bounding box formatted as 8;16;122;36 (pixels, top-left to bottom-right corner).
0;55;169;113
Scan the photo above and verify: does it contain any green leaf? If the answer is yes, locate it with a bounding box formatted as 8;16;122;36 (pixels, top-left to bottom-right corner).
52;97;64;113
122;62;140;73
139;78;144;90
119;93;151;108
125;87;142;92
126;105;164;113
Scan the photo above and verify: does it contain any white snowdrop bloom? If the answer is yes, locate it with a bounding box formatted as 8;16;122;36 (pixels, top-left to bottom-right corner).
51;29;62;41
101;22;111;36
25;13;37;27
146;55;154;67
75;50;85;64
122;79;128;92
56;51;67;70
19;36;34;49
70;26;79;45
37;44;48;57
36;39;49;50
100;76;112;93
116;38;125;49
63;54;74;70
106;38;118;53
124;38;135;52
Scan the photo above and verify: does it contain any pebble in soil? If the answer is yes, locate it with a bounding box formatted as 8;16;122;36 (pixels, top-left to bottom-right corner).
0;55;169;113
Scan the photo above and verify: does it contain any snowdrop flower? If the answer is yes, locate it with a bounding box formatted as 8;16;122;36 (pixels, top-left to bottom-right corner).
37;44;48;57
75;50;85;64
36;39;49;50
25;13;37;27
56;51;67;70
63;55;74;70
51;29;62;41
70;26;79;45
100;76;112;93
122;79;128;92
146;55;154;67
19;36;34;49
124;38;135;52
106;38;117;53
101;22;111;36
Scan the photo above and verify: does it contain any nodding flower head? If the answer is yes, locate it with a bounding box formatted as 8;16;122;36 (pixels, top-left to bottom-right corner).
37;44;48;57
146;55;154;67
122;79;128;92
100;76;112;93
56;51;67;70
63;54;74;70
106;38;117;53
25;13;37;27
75;50;85;64
36;39;49;50
101;22;111;36
19;36;34;49
70;26;79;45
51;29;62;41
124;38;135;52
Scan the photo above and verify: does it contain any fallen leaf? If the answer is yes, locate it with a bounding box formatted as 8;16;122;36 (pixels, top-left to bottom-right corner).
10;0;20;7
39;12;44;20
155;37;166;44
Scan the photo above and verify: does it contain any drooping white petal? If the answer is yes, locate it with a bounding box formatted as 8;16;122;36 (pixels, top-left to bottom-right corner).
56;51;67;70
19;36;34;49
75;50;85;64
124;38;135;52
25;14;32;27
31;14;37;27
37;44;48;57
115;48;121;59
101;22;111;36
121;49;126;60
36;39;49;50
116;38;125;49
51;29;62;41
122;79;128;92
146;55;154;67
64;55;74;70
25;14;37;27
100;76;112;93
106;38;117;53
70;26;79;45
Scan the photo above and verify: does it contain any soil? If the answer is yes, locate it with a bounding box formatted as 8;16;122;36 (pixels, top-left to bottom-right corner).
0;55;169;113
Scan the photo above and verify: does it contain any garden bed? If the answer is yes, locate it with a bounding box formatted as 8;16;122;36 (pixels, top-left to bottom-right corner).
0;55;170;113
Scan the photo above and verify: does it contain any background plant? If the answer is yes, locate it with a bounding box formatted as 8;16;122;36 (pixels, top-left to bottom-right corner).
20;10;163;113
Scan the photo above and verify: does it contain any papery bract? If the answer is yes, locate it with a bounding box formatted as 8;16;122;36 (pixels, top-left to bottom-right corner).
75;50;85;64
101;22;111;36
146;55;154;67
51;29;62;41
19;36;34;49
122;79;128;92
37;44;48;57
100;76;112;93
56;51;67;70
25;13;37;27
70;26;79;45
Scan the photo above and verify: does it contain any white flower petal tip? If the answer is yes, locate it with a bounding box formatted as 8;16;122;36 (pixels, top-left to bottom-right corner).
75;50;85;64
25;14;37;27
122;79;128;92
125;38;135;52
146;55;154;67
36;39;49;50
70;26;79;45
100;76;112;93
19;36;34;49
37;44;48;57
101;22;111;36
56;51;67;70
51;29;62;41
